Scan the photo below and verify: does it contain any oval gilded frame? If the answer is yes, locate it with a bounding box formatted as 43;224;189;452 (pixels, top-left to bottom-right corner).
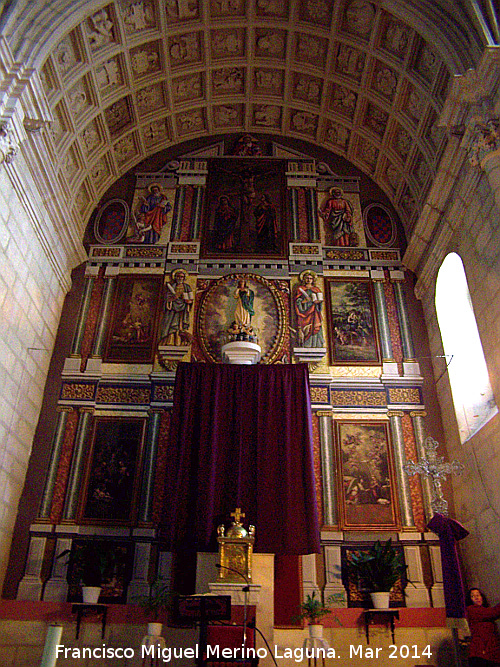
197;273;287;364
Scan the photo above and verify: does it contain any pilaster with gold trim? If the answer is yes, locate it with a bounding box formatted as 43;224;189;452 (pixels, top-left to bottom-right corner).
38;406;73;520
91;269;117;358
317;410;337;526
61;408;94;522
70;270;96;357
372;270;397;376
138;409;163;524
410;411;434;522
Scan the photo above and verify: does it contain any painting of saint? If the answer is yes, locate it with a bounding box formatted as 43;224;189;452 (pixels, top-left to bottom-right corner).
293;270;324;348
105;276;163;362
159;269;194;346
201;158;286;258
325;278;380;364
318;186;355;246
128;182;174;244
336;421;399;530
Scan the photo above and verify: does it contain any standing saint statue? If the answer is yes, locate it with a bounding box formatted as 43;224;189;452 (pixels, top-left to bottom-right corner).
159;269;193;346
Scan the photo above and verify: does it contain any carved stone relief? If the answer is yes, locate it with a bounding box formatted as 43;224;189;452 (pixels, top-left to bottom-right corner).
252;104;281;128
211;28;246;59
405;84;426;123
381;16;410;58
400;186;416;218
373;63;398;101
330;84;357;119
114;134;137;165
213;104;244;128
105;97;133;137
254;68;283;96
81;121;102;156
165;0;199;22
54;34;80;78
290;110;318;136
87;7;115;50
142;119;170;148
385;163;402;192
292;73;322;104
335;44;365;81
90;157;111;191
172;73;204;103
365;103;388;138
414;44;439;84
210;0;246;17
394;126;412;162
130;41;162;78
176;109;206;135
168;32;203;67
255;0;288;18
61;146;79;182
136;83;166;116
49;106;68;146
212;68;245;95
68;80;91;120
299;0;333;26
325;121;350;150
121;0;156;33
75;185;90;216
255;29;287;59
413;153;430;188
95;58;123;91
344;0;376;38
296;33;328;69
357;138;379;170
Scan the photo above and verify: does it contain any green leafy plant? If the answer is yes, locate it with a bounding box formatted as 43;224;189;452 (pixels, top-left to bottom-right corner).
346;539;406;592
297;591;332;624
57;542;117;587
137;583;172;622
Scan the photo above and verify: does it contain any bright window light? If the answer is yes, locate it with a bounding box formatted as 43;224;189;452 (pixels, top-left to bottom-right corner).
435;252;497;443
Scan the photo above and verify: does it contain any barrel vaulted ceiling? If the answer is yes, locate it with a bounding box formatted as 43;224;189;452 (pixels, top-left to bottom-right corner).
1;0;495;238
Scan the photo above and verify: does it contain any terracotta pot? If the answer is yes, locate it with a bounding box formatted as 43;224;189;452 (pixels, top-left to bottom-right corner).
82;586;101;604
370;591;390;609
308;624;324;639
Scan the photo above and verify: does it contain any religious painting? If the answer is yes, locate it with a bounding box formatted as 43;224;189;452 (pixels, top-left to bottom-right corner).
363;202;396;247
158;268;194;347
127;177;175;244
342;544;405;608
201;158;287;258
93;198;130;244
325;278;381;365
317;185;366;247
335;420;400;530
196;273;287;363
291;270;325;348
67;539;132;604
104;275;163;363
79;417;146;524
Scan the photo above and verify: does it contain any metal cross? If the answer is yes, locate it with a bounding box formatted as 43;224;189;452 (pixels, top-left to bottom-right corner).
231;507;245;524
403;437;465;515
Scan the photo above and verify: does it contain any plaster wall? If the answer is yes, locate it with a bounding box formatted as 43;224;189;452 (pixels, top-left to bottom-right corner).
0;159;73;591
419;170;500;601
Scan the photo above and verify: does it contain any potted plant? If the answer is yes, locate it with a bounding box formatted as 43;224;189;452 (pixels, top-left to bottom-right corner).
346;538;406;609
137;583;172;637
57;541;117;603
297;591;332;638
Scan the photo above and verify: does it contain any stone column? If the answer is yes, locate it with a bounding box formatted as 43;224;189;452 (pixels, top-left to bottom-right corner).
70;269;97;357
391;273;420;377
428;543;445;608
61;408;94;521
289;188;299;240
191;186;204;239
317;411;337;526
90;270;117;358
17;534;48;600
301;553;320;601
323;544;347;607
388;411;415;529
402;544;430;607
127;538;154;603
38;407;73;520
138;410;162;524
411;411;434;522
371;270;397;376
43;537;73;602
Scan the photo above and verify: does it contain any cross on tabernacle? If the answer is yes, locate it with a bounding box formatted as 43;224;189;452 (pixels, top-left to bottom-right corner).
403;436;464;516
231;507;245;524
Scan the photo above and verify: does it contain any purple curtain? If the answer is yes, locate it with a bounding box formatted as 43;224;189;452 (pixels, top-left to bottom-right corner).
161;362;320;556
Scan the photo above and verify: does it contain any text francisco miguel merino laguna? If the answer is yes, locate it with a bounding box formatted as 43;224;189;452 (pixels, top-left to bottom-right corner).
57;643;350;662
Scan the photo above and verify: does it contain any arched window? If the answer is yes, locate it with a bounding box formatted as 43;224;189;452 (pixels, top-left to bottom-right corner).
435;252;497;443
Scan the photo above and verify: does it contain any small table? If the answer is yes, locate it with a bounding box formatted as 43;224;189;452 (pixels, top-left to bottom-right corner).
71;603;108;639
363;609;399;644
302;637;330;667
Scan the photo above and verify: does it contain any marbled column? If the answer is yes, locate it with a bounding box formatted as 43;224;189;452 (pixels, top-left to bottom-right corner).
410;411;434;522
392;280;416;361
306;188;320;241
138;410;162;524
171;186;185;240
38;407;73;519
70;273;95;357
373;278;394;362
191;186;204;239
317;412;337;526
61;408;94;521
289;188;299;240
91;274;116;357
388;411;414;529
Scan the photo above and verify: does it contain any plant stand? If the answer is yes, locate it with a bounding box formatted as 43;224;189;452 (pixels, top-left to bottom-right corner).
302;636;330;667
363;609;399;645
71;603;108;639
141;628;166;667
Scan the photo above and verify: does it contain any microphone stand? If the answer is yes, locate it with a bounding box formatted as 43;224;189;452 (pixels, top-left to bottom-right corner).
215;563;251;652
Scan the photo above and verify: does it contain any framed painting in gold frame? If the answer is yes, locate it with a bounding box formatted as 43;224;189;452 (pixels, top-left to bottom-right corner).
78;417;146;525
325;278;381;365
335;420;400;530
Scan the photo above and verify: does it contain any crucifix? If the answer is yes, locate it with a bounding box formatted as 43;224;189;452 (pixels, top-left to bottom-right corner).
231;507;245;525
403;436;464;515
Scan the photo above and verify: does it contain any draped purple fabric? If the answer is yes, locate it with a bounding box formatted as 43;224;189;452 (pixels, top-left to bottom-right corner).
427;513;469;619
161;362;320;556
